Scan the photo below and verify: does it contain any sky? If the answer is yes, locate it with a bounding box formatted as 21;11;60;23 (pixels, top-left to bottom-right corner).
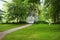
0;1;4;10
40;0;45;6
0;0;12;10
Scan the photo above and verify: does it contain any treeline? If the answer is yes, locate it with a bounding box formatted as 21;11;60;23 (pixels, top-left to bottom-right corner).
0;0;60;24
0;0;40;23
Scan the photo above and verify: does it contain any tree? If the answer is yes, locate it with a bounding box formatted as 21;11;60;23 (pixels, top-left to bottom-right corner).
5;0;41;23
0;10;5;22
41;0;60;23
4;0;29;23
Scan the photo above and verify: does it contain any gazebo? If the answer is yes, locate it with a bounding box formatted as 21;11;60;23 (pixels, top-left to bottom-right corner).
26;12;38;23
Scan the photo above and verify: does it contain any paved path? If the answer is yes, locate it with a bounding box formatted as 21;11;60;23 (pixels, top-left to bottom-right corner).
0;24;32;40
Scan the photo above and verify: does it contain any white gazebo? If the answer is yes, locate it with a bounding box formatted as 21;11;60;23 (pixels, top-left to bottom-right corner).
26;16;34;23
26;12;38;23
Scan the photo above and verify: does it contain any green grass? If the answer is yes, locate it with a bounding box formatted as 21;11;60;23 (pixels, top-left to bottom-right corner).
0;24;24;32
3;24;60;40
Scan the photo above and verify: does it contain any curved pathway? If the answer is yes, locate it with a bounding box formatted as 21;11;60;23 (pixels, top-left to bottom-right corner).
0;24;32;40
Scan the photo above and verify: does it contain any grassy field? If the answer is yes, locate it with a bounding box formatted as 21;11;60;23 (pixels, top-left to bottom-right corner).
3;24;60;40
0;24;24;32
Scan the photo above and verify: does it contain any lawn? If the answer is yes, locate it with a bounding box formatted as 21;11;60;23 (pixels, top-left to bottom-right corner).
3;24;60;40
0;24;24;32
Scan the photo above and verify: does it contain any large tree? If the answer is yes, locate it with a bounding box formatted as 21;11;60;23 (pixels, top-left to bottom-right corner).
4;0;41;23
42;0;60;23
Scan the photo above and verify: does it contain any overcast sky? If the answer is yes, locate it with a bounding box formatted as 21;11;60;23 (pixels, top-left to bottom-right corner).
0;0;12;10
0;1;4;10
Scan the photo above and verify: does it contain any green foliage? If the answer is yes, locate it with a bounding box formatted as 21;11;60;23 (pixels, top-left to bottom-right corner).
2;0;60;23
28;0;40;4
3;0;41;23
0;10;5;22
4;0;29;23
40;0;60;23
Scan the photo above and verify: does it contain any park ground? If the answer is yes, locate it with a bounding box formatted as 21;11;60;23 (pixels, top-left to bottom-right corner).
0;24;60;40
0;24;25;32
